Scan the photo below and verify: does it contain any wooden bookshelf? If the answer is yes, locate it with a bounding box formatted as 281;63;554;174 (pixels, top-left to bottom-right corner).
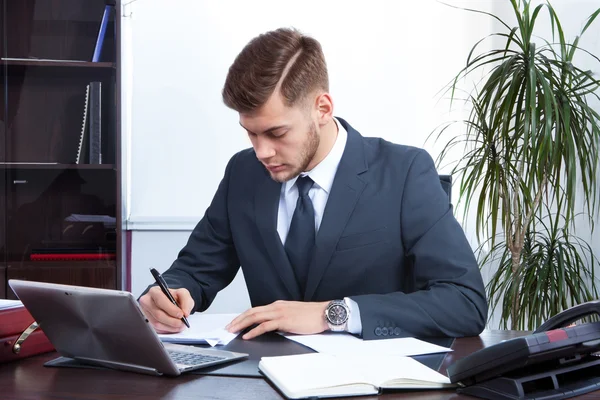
2;60;115;69
0;0;122;298
0;164;116;170
5;261;117;299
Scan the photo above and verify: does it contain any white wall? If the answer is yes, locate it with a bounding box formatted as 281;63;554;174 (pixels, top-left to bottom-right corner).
125;0;494;223
130;230;251;313
122;0;600;322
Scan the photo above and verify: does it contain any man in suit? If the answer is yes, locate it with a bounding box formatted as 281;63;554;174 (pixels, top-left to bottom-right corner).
139;27;487;340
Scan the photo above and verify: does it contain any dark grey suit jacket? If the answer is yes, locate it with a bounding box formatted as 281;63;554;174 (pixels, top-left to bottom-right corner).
157;118;487;339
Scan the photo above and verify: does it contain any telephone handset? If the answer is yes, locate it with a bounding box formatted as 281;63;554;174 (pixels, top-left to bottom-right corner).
447;300;600;400
534;299;600;333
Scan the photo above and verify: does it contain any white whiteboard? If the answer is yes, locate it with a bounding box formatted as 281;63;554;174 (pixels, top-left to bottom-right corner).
124;0;495;225
123;0;600;328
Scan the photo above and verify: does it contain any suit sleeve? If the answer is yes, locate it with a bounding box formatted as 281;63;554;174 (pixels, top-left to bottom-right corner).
140;153;241;312
351;149;488;339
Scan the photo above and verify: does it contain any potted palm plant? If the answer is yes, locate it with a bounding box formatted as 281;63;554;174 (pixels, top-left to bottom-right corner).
433;0;600;329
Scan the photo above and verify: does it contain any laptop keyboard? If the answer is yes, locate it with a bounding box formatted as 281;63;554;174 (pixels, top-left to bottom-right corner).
168;350;226;366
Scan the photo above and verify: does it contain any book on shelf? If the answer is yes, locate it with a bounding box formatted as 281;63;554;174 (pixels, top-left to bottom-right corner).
30;246;116;261
258;353;455;399
76;84;90;164
31;247;115;254
30;253;116;261
76;82;102;164
92;4;114;62
89;82;102;164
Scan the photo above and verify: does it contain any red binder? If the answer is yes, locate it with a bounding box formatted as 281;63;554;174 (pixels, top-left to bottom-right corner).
30;253;116;261
0;305;54;363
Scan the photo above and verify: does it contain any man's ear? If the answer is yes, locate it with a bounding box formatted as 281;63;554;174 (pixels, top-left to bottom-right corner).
314;92;334;125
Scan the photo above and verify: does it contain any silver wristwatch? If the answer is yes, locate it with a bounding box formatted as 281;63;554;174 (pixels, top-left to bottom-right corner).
325;299;350;332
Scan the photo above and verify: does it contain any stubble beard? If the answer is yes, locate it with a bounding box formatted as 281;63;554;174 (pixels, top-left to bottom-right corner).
270;122;320;183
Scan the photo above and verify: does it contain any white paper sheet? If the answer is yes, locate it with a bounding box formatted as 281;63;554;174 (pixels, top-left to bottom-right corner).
0;299;23;310
158;313;239;346
282;332;452;356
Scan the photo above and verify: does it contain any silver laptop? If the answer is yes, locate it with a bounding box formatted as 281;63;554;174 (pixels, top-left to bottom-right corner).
8;279;248;376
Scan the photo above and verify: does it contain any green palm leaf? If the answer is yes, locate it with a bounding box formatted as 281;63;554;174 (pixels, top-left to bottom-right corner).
431;0;600;329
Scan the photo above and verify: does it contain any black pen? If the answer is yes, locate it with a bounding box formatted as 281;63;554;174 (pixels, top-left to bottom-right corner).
150;268;190;328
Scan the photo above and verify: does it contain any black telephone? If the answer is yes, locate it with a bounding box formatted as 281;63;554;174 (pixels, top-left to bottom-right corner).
447;300;600;400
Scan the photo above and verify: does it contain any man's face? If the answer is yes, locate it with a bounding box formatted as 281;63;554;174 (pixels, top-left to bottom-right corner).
239;92;320;183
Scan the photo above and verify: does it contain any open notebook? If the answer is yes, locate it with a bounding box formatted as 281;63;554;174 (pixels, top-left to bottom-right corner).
259;353;455;399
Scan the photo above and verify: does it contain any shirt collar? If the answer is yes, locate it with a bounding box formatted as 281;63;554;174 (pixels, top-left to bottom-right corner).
284;117;348;195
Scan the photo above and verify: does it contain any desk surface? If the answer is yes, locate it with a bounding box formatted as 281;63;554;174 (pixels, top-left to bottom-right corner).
1;330;599;400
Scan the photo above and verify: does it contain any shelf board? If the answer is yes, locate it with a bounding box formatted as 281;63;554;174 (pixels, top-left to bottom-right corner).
7;260;117;268
2;59;115;68
0;164;115;170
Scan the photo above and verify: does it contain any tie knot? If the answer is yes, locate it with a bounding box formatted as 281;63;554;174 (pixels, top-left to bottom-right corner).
296;175;314;197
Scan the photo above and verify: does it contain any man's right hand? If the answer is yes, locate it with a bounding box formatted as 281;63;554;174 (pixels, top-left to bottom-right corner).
139;286;195;333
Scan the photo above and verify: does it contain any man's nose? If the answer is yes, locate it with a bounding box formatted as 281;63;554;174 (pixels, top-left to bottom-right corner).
254;137;276;160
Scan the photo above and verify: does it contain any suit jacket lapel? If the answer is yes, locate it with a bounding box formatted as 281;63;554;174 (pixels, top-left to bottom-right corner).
304;120;367;300
254;173;303;300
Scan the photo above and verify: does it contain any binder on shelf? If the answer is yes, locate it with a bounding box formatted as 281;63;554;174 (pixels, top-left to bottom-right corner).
76;84;90;164
92;4;113;62
89;82;102;164
30;247;115;254
0;303;54;363
30;253;116;261
30;242;117;261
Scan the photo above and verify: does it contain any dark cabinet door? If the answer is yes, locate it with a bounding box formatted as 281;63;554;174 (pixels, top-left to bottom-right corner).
1;0;5;155
0;266;5;299
0;0;120;298
6;262;116;299
1;0;6;285
1;0;5;292
4;168;117;298
0;170;8;286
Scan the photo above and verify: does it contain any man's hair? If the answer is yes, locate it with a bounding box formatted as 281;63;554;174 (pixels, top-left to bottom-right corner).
222;27;329;113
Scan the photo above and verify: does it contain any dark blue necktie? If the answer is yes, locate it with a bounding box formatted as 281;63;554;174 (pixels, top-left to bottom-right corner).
284;175;316;293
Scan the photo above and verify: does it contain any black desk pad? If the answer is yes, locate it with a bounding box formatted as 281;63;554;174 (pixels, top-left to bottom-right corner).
44;333;454;378
194;334;455;378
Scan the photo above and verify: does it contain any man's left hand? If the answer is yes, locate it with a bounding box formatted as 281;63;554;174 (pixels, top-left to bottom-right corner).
226;300;329;339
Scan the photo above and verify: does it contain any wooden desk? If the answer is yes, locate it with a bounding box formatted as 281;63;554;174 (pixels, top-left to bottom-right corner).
1;330;599;400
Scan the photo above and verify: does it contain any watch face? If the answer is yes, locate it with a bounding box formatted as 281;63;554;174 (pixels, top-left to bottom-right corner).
327;303;348;325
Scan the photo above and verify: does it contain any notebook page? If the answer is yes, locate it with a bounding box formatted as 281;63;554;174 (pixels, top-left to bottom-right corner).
338;355;454;388
260;353;377;397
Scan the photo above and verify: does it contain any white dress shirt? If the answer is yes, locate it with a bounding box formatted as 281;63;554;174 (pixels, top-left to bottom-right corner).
276;118;362;335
